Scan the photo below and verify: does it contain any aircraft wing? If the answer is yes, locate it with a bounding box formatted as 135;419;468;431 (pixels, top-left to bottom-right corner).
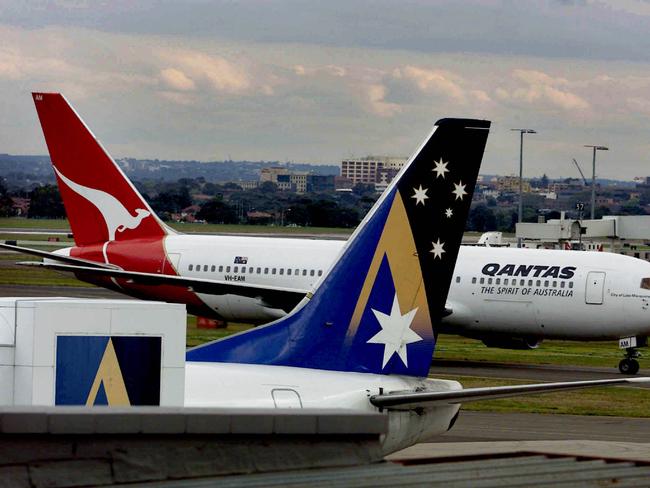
0;242;118;269
370;377;650;410
19;260;308;311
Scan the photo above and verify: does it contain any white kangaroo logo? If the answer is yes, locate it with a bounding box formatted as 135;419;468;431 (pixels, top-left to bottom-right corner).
53;166;151;241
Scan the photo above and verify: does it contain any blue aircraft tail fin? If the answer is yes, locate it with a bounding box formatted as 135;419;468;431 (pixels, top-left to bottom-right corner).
187;118;491;377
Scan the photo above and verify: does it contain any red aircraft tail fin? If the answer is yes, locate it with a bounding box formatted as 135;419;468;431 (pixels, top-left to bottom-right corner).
32;93;169;246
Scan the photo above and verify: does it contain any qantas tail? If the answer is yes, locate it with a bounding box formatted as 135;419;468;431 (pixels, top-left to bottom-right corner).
187;118;491;377
32;93;170;246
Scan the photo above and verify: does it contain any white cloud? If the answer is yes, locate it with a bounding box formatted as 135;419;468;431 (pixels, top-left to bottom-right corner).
363;83;401;117
393;66;467;103
159;68;196;91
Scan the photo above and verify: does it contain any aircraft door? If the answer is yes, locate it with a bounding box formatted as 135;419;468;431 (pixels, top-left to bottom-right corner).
271;388;303;408
585;271;606;305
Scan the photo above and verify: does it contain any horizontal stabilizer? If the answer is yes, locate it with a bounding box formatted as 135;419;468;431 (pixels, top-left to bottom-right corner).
20;261;307;311
370;377;650;410
0;242;118;269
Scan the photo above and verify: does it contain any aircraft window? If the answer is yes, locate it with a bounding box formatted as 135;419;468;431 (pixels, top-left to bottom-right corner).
544;280;549;287
249;267;253;273
264;267;269;274
552;281;557;288
234;266;239;273
488;278;493;285
211;265;216;272
641;278;650;290
272;268;277;275
287;269;292;275
303;269;307;276
310;270;315;276
472;277;477;284
219;265;223;272
318;270;323;276
504;279;508;285
196;264;200;270
495;278;501;285
528;280;533;286
455;276;461;283
560;281;565;289
520;279;525;286
257;267;261;274
241;267;246;274
280;268;284;275
226;266;231;273
188;264;193;271
201;265;206;272
536;280;541;287
569;282;574;289
480;277;484;284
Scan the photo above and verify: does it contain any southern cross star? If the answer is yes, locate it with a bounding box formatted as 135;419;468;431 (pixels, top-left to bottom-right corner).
367;293;421;369
430;238;445;259
411;185;429;206
445;208;453;218
452;181;467;200
432;158;449;179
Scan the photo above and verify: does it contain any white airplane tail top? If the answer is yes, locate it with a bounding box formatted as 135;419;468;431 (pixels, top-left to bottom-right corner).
187;118;492;377
32;93;171;246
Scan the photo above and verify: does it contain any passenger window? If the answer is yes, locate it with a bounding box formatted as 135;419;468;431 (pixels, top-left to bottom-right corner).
536;280;541;286
295;269;300;275
249;267;253;273
234;266;238;273
528;280;532;286
544;280;549;287
310;270;315;276
560;281;565;289
272;268;277;275
495;278;501;285
455;276;461;283
552;281;557;288
280;268;284;275
569;282;573;289
641;278;650;290
211;265;216;272
318;270;323;276
520;279;525;286
287;269;292;275
256;267;261;274
264;267;269;274
488;278;493;285
302;269;307;276
504;278;508;285
189;264;193;271
472;277;477;284
219;265;223;272
226;266;231;273
480;277;484;284
241;267;246;274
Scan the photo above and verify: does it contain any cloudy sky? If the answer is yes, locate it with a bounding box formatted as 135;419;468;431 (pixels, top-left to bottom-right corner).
1;0;650;179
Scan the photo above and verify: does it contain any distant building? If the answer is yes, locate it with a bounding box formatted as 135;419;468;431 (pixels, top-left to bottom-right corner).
340;156;407;187
239;181;259;190
496;175;531;193
259;167;333;193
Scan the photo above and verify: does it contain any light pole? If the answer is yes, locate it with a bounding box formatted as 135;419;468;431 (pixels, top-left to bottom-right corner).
584;145;609;220
511;128;537;247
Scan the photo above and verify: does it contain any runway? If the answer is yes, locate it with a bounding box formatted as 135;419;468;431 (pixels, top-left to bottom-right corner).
429;411;650;443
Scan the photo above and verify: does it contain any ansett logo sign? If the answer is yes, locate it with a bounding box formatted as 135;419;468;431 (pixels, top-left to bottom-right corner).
482;263;576;279
55;336;162;406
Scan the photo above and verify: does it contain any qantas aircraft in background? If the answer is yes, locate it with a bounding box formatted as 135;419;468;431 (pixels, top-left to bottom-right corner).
4;93;650;375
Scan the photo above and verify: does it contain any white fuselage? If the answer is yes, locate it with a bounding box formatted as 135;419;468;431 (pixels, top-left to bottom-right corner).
162;235;650;340
184;361;461;455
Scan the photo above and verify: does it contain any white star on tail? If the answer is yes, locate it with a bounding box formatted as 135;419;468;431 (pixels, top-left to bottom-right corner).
411;185;429;206
430;238;445;259
432;158;449;179
445;208;453;218
367;294;421;369
452;181;467;200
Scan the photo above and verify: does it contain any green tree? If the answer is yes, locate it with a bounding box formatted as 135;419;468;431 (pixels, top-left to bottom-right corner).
28;185;65;218
196;199;238;224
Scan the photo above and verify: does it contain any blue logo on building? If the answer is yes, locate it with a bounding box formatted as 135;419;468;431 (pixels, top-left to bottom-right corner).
55;336;162;406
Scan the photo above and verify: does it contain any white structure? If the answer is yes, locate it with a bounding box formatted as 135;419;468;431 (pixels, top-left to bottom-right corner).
516;215;650;241
0;298;186;407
